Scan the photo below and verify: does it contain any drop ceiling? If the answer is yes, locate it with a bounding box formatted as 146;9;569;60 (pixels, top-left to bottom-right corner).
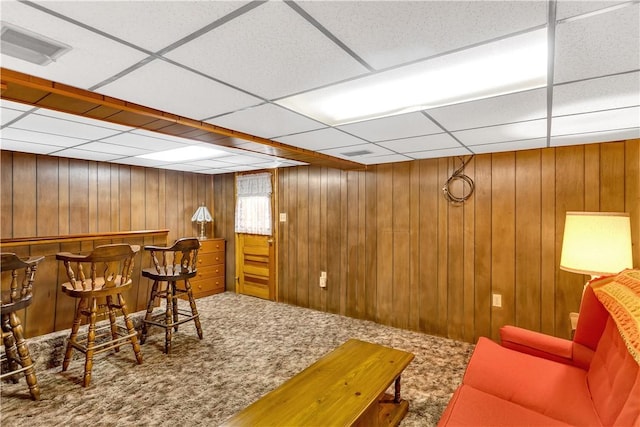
1;0;639;174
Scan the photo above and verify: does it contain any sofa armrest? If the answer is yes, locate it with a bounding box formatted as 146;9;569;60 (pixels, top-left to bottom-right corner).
500;325;573;364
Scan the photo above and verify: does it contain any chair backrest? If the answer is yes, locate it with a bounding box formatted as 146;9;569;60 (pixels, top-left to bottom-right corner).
56;244;140;291
146;237;200;276
1;253;44;306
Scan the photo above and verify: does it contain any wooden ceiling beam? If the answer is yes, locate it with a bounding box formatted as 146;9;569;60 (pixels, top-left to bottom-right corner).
0;68;365;171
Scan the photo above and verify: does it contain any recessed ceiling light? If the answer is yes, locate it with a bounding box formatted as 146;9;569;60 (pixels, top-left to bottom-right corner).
1;22;71;66
137;145;226;162
277;29;547;126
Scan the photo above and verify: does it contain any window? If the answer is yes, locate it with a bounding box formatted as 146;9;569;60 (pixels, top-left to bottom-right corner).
235;172;272;236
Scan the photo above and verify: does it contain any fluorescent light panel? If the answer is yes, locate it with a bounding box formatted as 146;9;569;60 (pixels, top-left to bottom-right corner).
277;29;548;126
137;145;225;162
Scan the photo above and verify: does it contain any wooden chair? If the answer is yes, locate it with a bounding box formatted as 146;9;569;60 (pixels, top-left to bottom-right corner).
56;244;143;387
1;253;44;400
140;238;203;353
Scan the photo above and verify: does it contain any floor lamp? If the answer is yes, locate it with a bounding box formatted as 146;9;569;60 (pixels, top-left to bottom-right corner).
559;211;633;330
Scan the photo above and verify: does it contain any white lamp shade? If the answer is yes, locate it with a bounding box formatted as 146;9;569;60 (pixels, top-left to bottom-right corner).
560;211;633;277
191;205;213;223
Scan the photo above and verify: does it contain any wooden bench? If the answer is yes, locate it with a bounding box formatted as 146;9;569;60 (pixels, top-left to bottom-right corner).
222;339;415;427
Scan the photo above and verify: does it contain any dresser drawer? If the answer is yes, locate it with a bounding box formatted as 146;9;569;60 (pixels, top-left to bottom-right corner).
197;251;224;266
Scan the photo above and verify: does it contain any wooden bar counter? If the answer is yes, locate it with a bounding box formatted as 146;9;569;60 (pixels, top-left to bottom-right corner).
0;229;168;338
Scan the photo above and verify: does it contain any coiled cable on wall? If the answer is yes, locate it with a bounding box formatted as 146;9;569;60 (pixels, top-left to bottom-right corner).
442;156;475;205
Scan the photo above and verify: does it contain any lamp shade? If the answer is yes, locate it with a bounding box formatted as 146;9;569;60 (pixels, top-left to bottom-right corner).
191;205;212;223
560;211;633;277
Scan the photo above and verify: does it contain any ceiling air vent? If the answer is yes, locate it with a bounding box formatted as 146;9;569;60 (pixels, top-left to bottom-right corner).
1;22;71;66
341;150;372;157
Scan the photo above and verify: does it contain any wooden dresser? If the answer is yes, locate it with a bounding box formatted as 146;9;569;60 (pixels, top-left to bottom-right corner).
191;238;226;298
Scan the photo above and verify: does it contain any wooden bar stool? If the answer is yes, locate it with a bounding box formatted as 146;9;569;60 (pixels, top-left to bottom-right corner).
56;244;142;387
140;238;203;353
1;253;44;400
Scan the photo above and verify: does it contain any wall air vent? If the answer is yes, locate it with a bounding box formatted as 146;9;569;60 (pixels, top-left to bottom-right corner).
341;150;372;157
1;22;71;66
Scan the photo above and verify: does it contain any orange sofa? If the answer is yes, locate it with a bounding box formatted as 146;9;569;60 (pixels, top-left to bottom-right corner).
438;274;640;426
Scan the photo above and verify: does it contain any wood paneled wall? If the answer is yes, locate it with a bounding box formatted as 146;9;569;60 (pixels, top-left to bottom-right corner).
277;140;640;342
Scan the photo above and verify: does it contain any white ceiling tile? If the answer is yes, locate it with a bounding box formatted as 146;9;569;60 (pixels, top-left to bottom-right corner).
277;128;366;151
337;112;441;142
319;143;395;162
77;142;149;157
470;138;548;154
1;2;148;89
110;157;167;168
551;106;640;135
454;119;547;146
1;100;33;111
378;133;461;153
553;72;640;116
361;154;413;165
298;1;547;70
1;107;27;126
222;164;263;172
165;2;368;99
207;104;325;139
0;139;61;155
11;113;121;140
556;1;629;21
187;159;239;169
1;127;88;147
194;168;234;175
551;128;640;147
38;1;247;52
35;109;133;131
130;129;202;145
427;88;547;131
98;60;262;120
155;163;209;172
100;133;187;152
215;154;273;165
53;148;122;162
408;147;473;159
554;3;640;83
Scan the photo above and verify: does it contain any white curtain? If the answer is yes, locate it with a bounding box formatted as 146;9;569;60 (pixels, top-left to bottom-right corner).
235;172;272;236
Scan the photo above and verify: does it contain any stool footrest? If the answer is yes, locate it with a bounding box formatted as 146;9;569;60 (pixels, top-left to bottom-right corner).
69;324;137;355
143;309;199;329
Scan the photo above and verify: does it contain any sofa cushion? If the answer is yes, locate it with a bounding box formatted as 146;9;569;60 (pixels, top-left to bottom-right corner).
438;385;571;426
462;337;601;426
588;317;640;426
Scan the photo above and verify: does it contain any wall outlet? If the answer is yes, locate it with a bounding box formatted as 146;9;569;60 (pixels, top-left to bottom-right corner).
279;213;287;222
319;271;327;288
492;293;502;308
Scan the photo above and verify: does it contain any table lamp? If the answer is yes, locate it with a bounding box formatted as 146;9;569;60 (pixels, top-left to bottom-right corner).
191;203;213;240
560;211;633;282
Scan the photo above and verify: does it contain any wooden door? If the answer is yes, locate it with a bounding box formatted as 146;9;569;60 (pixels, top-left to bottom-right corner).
236;233;275;300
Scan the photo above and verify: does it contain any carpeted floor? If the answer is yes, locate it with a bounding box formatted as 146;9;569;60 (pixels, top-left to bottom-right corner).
1;292;474;426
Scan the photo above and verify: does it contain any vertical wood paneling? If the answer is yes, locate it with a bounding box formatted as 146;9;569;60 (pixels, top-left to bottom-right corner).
515;150;541;331
1;151;13;237
419;159;440;334
36;156;59;236
474;154;492;341
490;152;516;341
2;138;639;342
13;153;37;237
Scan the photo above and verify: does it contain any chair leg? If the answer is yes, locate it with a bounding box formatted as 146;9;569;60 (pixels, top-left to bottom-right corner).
164;282;175;354
2;314;21;383
9;312;40;400
63;298;86;372
82;298;98;387
141;280;160;344
172;284;179;332
106;295;120;353
184;279;203;340
118;293;142;365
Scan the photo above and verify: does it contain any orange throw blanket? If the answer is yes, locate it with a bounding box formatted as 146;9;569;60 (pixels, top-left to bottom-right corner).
591;269;640;365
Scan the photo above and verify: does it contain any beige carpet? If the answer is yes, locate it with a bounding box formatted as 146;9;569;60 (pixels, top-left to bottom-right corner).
1;292;474;426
